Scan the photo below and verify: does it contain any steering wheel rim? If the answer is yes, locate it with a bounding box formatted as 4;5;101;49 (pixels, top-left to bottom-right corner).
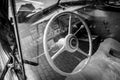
43;11;92;76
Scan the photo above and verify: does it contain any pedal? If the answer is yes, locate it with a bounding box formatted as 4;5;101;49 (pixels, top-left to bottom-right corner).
23;60;39;66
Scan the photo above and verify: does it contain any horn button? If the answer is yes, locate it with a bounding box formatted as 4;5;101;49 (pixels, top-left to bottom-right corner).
70;37;77;48
65;34;78;52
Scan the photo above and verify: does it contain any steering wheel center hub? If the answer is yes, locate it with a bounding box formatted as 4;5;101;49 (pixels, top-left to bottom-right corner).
65;34;78;52
69;37;78;49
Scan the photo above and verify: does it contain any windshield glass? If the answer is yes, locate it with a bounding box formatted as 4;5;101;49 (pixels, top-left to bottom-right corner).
40;0;80;8
16;0;81;10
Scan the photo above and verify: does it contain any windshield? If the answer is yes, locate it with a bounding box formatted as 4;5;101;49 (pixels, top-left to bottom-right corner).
16;0;81;10
40;0;81;8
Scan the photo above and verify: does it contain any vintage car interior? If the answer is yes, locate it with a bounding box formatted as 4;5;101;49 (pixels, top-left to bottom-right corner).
0;0;120;80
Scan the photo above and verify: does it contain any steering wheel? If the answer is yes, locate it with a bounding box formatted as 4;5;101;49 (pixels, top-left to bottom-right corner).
43;11;92;76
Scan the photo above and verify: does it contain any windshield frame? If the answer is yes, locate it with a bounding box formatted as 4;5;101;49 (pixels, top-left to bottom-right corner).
28;0;90;23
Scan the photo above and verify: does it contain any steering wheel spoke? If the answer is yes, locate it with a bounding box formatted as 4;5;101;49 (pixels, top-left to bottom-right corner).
68;13;72;34
52;45;65;60
77;48;89;57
